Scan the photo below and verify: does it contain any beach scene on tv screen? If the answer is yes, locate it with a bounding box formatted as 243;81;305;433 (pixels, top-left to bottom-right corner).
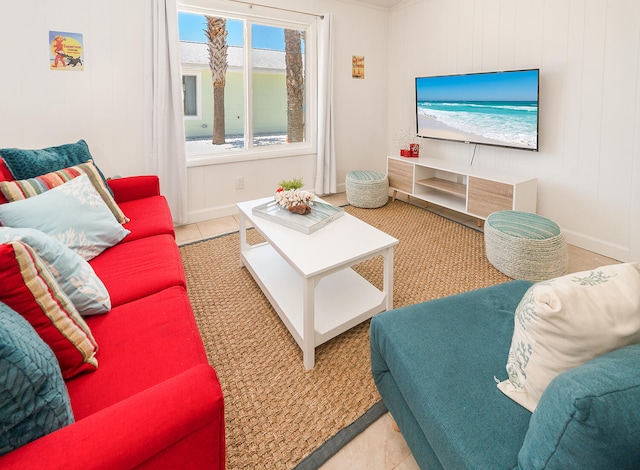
416;70;539;150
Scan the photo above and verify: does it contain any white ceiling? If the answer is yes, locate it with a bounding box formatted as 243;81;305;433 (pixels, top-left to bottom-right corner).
361;0;402;6
341;0;406;10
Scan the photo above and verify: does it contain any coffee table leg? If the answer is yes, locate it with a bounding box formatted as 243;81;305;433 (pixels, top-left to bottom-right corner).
303;277;316;370
383;246;394;310
239;212;247;267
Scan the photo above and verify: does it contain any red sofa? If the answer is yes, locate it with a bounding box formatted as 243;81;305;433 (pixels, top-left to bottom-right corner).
0;162;226;468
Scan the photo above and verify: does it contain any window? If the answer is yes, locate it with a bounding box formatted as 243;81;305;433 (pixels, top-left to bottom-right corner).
178;9;316;163
182;74;199;118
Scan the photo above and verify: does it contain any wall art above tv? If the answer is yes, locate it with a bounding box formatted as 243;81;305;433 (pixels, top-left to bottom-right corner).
415;69;539;151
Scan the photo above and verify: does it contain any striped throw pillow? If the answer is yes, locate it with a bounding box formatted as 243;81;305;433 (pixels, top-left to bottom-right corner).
0;161;129;224
0;240;98;379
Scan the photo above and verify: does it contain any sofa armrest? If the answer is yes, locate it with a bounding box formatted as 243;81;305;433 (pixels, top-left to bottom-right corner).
107;175;161;203
0;364;225;469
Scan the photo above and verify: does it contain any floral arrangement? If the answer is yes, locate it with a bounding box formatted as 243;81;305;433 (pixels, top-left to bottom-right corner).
275;178;314;214
277;177;304;191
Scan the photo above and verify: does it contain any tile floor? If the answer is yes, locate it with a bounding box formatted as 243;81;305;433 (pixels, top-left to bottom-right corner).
174;193;617;470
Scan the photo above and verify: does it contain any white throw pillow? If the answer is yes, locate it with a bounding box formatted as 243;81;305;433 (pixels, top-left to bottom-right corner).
497;262;640;411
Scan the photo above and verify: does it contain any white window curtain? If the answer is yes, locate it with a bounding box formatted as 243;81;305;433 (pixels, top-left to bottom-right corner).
144;0;188;224
315;14;336;196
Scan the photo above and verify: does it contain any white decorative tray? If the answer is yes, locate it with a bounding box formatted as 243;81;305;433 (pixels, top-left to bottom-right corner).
252;200;344;234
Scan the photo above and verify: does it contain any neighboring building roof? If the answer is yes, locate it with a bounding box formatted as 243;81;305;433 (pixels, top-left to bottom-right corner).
180;41;285;71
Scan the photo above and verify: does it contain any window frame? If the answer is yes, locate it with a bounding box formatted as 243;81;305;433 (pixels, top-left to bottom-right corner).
178;5;318;167
181;69;202;120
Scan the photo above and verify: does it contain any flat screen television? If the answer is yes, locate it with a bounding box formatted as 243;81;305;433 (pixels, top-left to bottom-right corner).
415;69;539;151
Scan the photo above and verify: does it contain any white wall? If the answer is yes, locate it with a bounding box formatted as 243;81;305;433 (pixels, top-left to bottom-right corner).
0;0;146;179
388;0;640;262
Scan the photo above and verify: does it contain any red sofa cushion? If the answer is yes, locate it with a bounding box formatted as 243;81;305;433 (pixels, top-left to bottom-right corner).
119;196;175;242
89;234;186;307
66;286;208;420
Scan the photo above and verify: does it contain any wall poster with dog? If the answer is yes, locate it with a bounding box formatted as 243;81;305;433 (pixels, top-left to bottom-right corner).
49;31;84;71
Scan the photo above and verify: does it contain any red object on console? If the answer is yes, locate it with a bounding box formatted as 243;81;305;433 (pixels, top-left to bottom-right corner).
0;173;226;469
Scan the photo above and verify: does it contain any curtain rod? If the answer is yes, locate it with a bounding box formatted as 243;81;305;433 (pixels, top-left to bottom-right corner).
226;0;324;19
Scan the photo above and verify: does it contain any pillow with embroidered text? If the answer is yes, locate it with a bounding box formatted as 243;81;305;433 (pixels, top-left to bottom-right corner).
0;174;129;260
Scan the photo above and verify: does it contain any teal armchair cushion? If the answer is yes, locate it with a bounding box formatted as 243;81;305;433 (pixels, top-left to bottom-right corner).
517;343;640;469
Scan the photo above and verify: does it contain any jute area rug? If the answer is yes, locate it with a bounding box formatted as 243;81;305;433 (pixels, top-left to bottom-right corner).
179;200;510;469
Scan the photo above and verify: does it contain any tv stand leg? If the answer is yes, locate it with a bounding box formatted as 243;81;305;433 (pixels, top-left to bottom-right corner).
392;190;397;202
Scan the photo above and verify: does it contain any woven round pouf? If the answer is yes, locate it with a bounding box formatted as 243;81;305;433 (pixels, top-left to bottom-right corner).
346;170;389;208
484;210;568;282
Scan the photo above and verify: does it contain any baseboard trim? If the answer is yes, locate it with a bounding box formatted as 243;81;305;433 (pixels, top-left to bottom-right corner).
184;204;239;224
563;229;628;262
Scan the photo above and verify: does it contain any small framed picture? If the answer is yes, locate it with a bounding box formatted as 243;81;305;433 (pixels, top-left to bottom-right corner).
352;55;364;79
49;31;84;71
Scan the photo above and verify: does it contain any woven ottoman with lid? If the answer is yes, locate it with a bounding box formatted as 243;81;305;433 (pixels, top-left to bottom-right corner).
346;170;389;208
484;210;568;282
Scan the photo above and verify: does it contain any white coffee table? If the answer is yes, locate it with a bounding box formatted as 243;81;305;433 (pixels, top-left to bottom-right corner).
237;197;398;370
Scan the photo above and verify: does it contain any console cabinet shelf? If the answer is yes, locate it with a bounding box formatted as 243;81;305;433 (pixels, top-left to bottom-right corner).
387;156;537;220
416;178;466;198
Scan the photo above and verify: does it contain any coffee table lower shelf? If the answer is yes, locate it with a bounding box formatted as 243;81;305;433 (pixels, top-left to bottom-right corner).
241;242;387;367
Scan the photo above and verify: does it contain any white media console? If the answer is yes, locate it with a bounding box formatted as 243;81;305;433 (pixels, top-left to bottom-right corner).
387;156;537;220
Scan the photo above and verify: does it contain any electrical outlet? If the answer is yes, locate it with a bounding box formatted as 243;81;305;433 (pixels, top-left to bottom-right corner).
234;176;244;190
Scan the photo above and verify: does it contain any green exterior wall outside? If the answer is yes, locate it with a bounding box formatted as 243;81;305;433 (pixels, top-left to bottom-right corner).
252;72;287;135
183;70;288;140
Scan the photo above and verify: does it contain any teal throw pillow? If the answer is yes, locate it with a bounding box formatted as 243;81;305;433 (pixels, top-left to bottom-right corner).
517;343;640;469
0;302;74;456
0;140;111;195
0;174;129;261
0;227;111;315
